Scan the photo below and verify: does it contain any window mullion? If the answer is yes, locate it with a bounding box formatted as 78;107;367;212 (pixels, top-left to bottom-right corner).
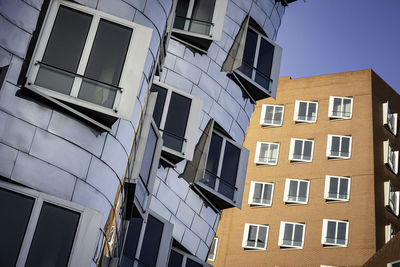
295;181;300;201
301;140;305;160
291;223;295;245
160;89;172;132
185;0;196;31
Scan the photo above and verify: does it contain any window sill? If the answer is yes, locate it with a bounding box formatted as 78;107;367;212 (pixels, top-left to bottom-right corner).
294;120;317;124
329;116;352;120
327;156;351;160
284;201;308;205
243;247;267;251
255;162;278;166
325;198;350;203
260;123;283;128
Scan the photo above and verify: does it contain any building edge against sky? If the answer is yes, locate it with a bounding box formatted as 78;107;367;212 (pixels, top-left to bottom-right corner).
0;0;294;266
210;69;400;266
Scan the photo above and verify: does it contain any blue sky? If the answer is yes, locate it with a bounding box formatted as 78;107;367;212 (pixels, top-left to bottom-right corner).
276;0;400;93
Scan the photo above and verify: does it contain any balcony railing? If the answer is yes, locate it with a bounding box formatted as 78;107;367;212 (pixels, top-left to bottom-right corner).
173;16;214;36
201;170;237;201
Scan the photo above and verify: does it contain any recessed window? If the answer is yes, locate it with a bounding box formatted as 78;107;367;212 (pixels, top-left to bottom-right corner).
289;138;314;163
328;96;353;120
324;175;351;202
248;181;274;207
283;179;310;205
383;102;398;136
242;223;269;250
326;135;352;159
384;181;399;216
294;100;318;123
260;104;284;127
385;224;395;243
388;261;400;267
321;219;349;247
25;0;152;124
151;80;202;163
254;142;280;165
207;237;218;261
278;221;305;249
384;140;399;175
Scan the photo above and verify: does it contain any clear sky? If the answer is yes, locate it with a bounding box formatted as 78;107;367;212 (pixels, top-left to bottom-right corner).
276;0;400;93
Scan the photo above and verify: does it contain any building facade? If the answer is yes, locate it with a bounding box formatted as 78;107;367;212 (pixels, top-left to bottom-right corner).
0;0;293;266
211;70;400;266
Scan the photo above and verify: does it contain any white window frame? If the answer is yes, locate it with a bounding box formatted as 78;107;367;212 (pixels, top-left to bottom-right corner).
254;141;280;166
260;104;284;127
328;96;353;120
324;175;351;202
289;138;314;163
388;261;400;267
242;223;269;250
384;140;399;175
326;135;352;159
383;102;398;136
152;79;202;161
207;237;218;261
278;221;305;249
384;181;400;216
321;219;349;247
248;181;274;207
385;224;395;243
0;180;102;267
293;100;318;123
25;0;152;121
283;178;310;205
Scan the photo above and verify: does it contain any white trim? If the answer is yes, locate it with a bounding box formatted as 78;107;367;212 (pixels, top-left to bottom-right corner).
260;104;284;127
289;138;314;163
324;175;351;202
385;224;394;243
283;178;310;205
242;223;269;250
388;260;400;267
254;141;280;166
328;96;353;120
248;181;274;207
207;237;218;261
321;219;349;247
383;102;398;136
278;221;305;249
384;140;399;175
293;100;318;123
326;135;352;159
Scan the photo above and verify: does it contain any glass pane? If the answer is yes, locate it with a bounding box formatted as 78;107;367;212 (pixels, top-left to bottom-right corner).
298;102;307;120
163;92;191;152
202;171;216;190
255;38;274;90
341;137;350;157
78;79;116;108
328;177;339;198
288;180;298;201
330;136;340;156
139;126;157;186
218;179;235;200
283;223;293;243
308;102;316;121
343;98;352;117
339;178;349;199
0;188;35;267
35;65;75;95
293;140;303;160
150;85;168;128
206;133;223;175
186;258;203;267
257;226;267;248
173;0;190;30
298;182;308;202
168;250;183;267
253;183;263;203
274;106;283;125
326;221;336;243
263;184;272;204
139;215;164;267
293;224;303;246
337;222;347;244
303;141;312;160
264;106;274;124
259;143;269;162
219;141;240;186
333;98;342;116
247;225;257;247
269;144;278;164
26;203;80;267
122;217;143;262
239;29;258;79
190;0;215;35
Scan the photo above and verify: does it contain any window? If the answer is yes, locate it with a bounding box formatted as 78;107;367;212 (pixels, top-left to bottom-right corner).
242;223;269;250
0;181;102;267
278;221;305;249
383;102;398;135
283;179;310;204
289;138;314;162
25;0;152;125
168;247;209;267
321;219;349;247
294;100;318;123
328;96;353;120
260;104;284;126
151;80;202;163
384;181;400;216
384;140;399;175
248;182;274;207
388;261;400;267
326;135;352;159
385;224;395;243
324;175;351;202
254;142;280;165
207;237;218;261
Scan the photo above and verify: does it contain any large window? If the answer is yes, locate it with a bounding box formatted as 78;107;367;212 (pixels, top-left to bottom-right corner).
0;181;102;267
384;181;400;216
326;135;352;159
383;102;398;135
278;221;305;249
207;237;218;262
289;138;314;163
293;100;318;123
151;80;202;162
321;219;349;247
260;104;284;127
25;0;152;123
324;176;351;202
248;182;274;207
242;223;269;250
384;140;399;175
254;142;280;165
283;179;310;205
328;96;353;120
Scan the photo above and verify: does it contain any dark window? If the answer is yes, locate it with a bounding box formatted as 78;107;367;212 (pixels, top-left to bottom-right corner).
186;258;203;267
326;221;336;243
121;217;143;266
283;223;293;244
0;65;8;90
337;222;347;245
255;38;274;89
293;225;303;247
239;28;258;79
139;215;164;267
151;84;168;127
139;125;157;186
167;250;183;267
0;188;35;267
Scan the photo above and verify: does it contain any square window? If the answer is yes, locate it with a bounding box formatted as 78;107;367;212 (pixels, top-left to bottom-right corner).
25;0;152;124
248;181;274;207
384;181;400;216
328;96;353;120
289;138;314;162
324;175;351;202
384;140;399;175
283;179;310;204
260;104;284;126
321;219;349;247
294;100;318;123
385;224;395;243
326;135;352;159
278;221;305;249
242;223;269;250
255;142;280;165
207;237;218;261
383;102;398;136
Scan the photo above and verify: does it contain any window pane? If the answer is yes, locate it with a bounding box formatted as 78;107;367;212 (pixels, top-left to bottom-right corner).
186;258;203;267
274;106;283;124
173;0;190;30
163;92;191;152
339;179;349;199
298;182;308;202
330;136;340;156
298;102;307;120
0;188;35;267
283;223;293;244
26;203;80;267
239;29;258;78
257;226;267;248
343;98;352;117
255;38;274;90
253;183;262;203
139;126;157;186
269;144;278;163
288;180;298;201
79;19;132;107
293;225;303;246
337;222;347;244
190;0;215;35
264;106;274;124
333;98;341;116
259;143;269;162
35;66;75;95
308;102;316;121
293;140;303;160
121;217;143;264
328;177;339;198
219;141;241;199
341;137;350;157
247;225;257;247
303;141;312;160
139;215;164;267
168;250;183;267
150;85;168;128
263;184;272;204
206;133;223;175
326;221;336;243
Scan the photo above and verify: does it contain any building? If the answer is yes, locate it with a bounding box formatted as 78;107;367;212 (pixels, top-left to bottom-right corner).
0;0;295;266
211;70;400;266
